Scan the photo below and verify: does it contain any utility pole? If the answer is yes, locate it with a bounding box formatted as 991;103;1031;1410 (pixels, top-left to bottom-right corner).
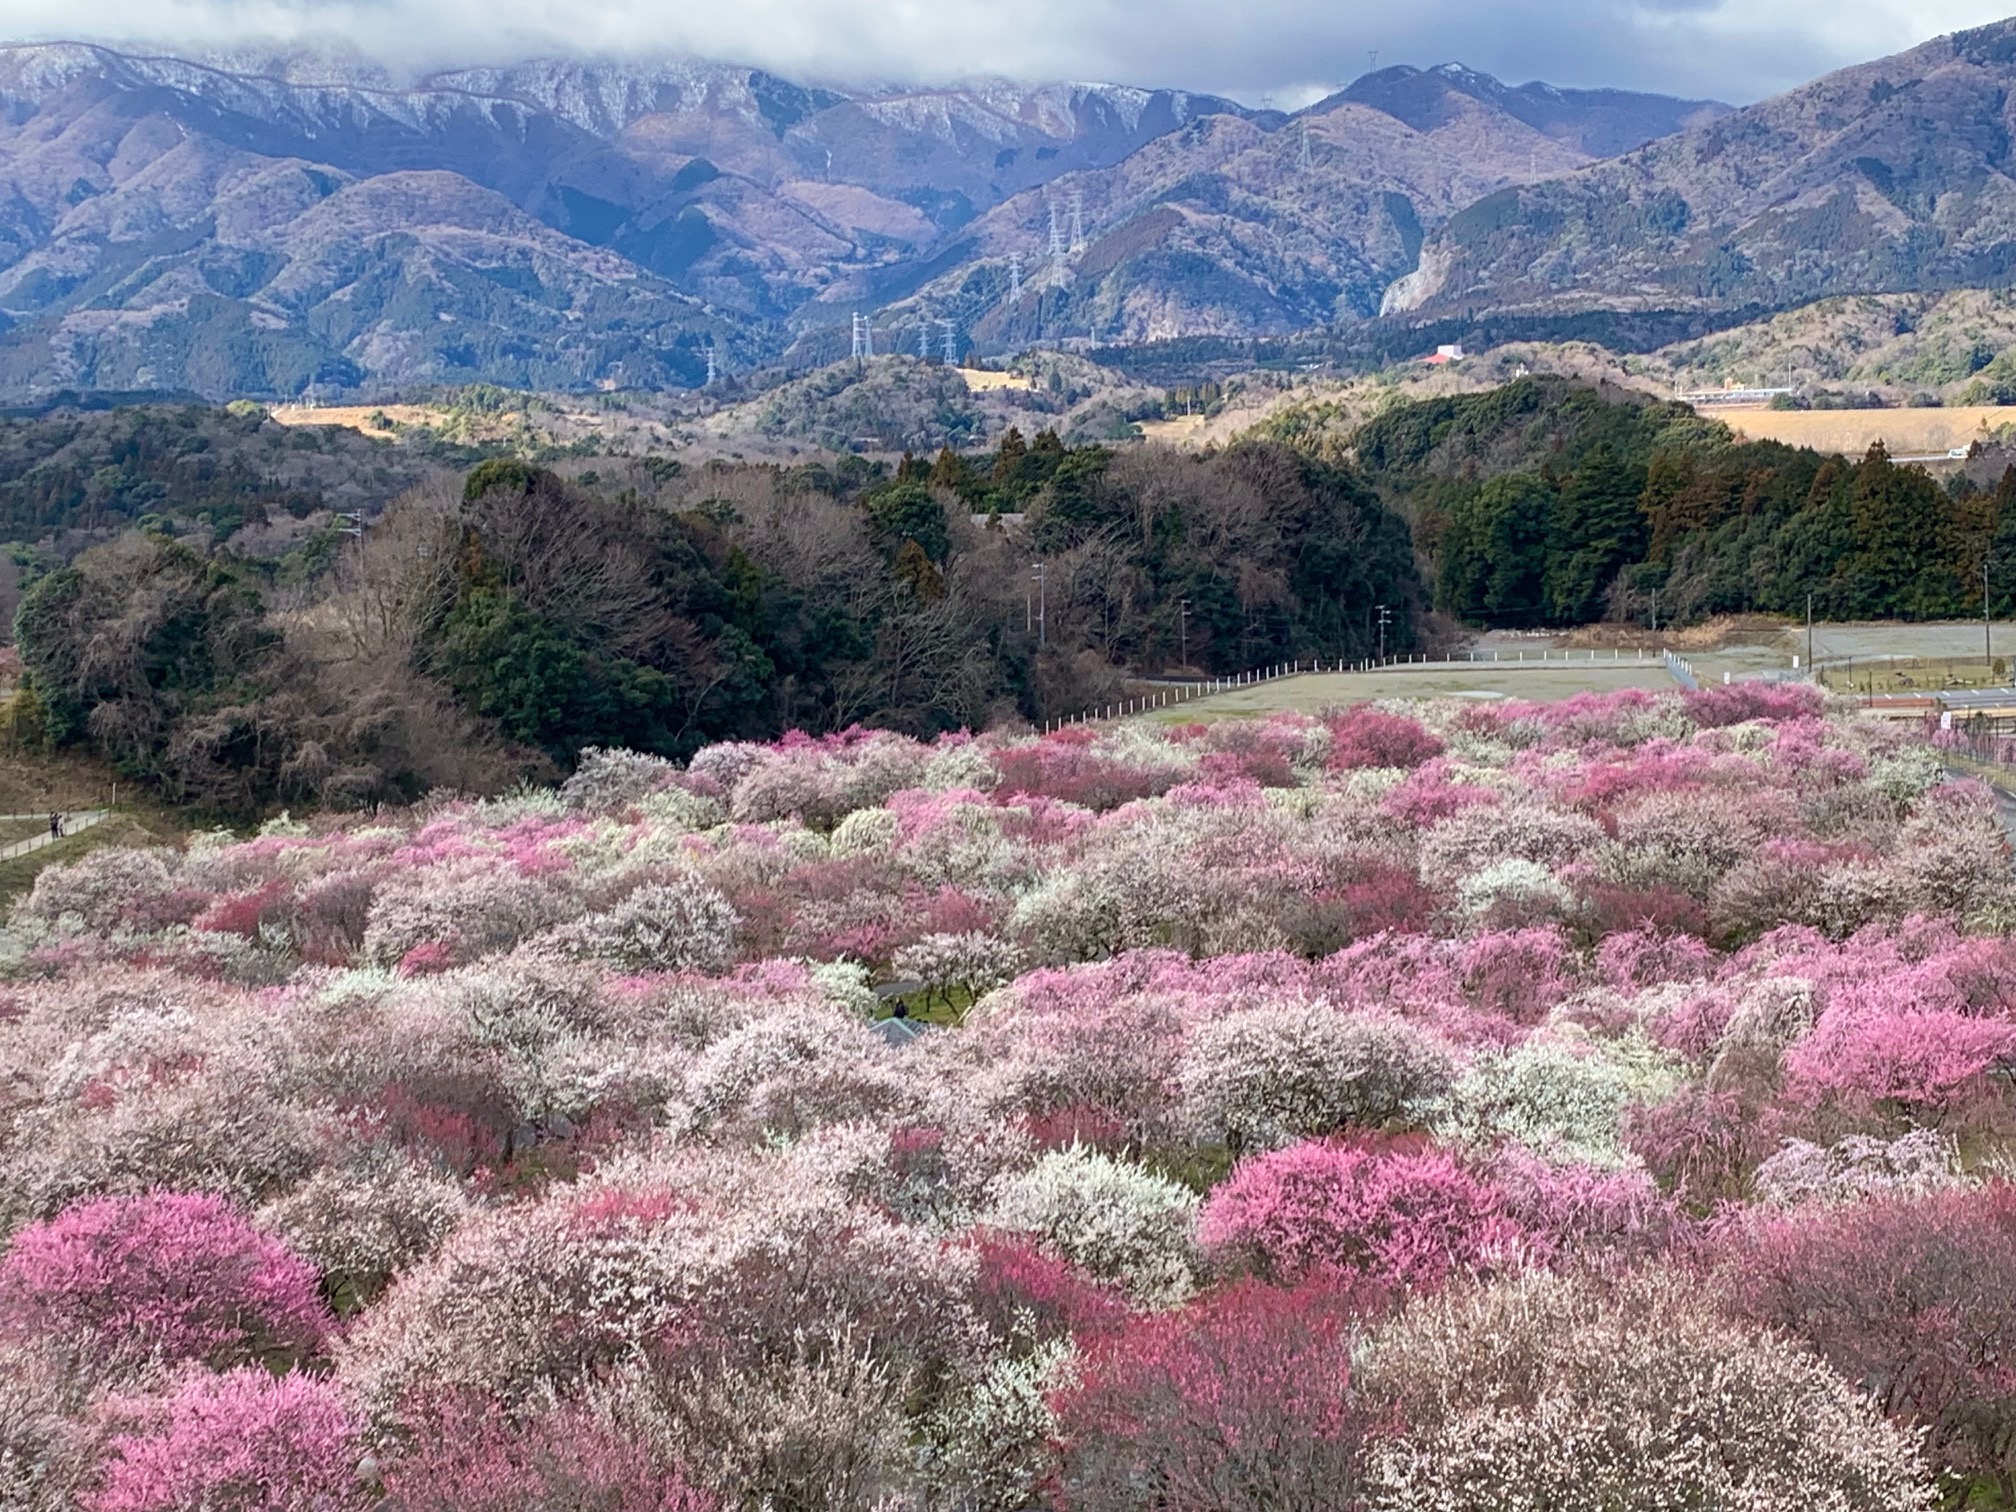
1649;584;1658;635
1033;564;1048;647
1986;558;1995;670
1806;592;1815;676
1376;603;1392;662
1179;597;1190;668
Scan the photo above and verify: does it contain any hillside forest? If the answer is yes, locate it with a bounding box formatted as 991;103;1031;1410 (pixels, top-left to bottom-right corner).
1322;377;2016;627
4;430;1418;813
13;375;2016;816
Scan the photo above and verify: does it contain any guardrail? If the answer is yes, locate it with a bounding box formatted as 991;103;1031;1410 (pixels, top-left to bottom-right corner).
0;810;107;864
1043;659;1332;731
1040;647;1693;731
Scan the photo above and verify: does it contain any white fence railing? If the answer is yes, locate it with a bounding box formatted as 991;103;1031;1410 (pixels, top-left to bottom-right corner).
1040;648;1691;731
0;811;106;864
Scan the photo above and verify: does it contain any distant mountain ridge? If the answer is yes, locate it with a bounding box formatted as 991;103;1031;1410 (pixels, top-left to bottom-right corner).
1387;18;2016;322
856;63;1727;352
0;40;1729;398
1330;63;1728;160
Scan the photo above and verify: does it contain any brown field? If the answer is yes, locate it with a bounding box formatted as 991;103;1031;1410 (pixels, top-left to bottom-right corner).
265;403;452;436
957;368;1036;393
1697;404;2016;456
1135;414;1210;444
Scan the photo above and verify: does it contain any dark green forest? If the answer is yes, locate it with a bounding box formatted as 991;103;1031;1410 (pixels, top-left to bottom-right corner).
1342;376;2014;626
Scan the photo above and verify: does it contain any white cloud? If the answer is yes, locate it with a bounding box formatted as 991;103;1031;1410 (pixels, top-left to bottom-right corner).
2;0;2011;102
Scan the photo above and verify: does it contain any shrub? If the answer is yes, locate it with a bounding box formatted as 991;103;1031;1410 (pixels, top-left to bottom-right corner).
1750;1131;1966;1209
986;1147;1199;1305
85;1370;368;1512
555;876;741;975
1050;1278;1373;1512
1362;1270;1935;1512
1197;1138;1516;1292
1718;1184;2016;1497
1327;708;1443;771
379;1397;719;1512
1177;1006;1454;1152
0;1193;329;1378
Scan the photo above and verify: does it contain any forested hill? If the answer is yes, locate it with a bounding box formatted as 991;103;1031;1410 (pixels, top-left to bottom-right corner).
6;432;1419;814
1330;376;2016;627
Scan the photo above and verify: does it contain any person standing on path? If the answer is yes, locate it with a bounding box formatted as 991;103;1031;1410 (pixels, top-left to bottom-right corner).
47;812;60;840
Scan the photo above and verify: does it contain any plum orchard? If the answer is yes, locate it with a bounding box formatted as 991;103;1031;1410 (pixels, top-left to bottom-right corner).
0;684;2011;1509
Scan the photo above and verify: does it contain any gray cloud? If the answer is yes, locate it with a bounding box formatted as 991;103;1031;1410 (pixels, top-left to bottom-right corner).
2;0;2010;103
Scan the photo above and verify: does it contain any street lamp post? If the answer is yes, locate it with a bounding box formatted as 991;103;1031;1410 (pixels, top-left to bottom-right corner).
1178;597;1190;669
1375;604;1391;662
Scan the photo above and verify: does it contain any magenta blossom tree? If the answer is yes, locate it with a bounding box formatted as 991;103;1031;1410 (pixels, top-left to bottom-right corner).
85;1369;367;1512
1049;1276;1376;1512
0;1193;330;1377
1198;1138;1520;1293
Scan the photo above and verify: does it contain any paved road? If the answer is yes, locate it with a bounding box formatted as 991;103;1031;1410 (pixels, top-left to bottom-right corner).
0;810;107;864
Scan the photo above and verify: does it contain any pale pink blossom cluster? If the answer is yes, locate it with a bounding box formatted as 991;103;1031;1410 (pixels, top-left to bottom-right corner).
0;687;2008;1507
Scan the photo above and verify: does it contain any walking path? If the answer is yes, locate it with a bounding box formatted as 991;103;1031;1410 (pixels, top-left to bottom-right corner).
0;810;107;864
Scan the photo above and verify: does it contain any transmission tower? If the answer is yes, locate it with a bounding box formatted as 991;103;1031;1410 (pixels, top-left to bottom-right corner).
705;344;719;387
1300;125;1314;171
917;319;932;359
851;312;875;360
1069;187;1085;251
940;320;958;365
1008;252;1023;305
1047;198;1067;261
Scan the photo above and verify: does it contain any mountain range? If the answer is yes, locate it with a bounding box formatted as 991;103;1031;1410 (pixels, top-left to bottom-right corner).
0;22;2010;400
0;41;1735;397
1386;19;2016;321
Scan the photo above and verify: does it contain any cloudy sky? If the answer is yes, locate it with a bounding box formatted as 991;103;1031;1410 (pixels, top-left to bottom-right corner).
2;0;2011;103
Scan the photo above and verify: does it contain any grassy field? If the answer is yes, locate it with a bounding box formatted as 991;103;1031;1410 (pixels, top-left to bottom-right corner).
1697;404;2016;456
1147;666;1674;721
